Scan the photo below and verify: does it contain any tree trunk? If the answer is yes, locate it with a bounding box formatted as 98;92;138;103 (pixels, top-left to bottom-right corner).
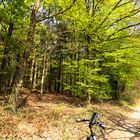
33;57;38;90
10;52;27;112
41;48;47;94
10;0;40;112
48;56;53;92
57;48;62;93
30;50;36;86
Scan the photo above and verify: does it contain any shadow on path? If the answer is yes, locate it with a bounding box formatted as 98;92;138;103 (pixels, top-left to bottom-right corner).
99;110;140;140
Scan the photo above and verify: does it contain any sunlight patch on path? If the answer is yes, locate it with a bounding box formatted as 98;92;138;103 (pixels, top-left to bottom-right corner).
129;104;140;120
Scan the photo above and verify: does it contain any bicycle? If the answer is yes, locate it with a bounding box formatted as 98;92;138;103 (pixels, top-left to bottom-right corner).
76;112;105;140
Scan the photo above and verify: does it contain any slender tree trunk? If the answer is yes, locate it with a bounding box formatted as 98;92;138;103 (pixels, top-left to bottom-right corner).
30;50;36;86
48;57;52;92
44;54;50;91
57;48;62;93
41;48;47;94
33;58;38;89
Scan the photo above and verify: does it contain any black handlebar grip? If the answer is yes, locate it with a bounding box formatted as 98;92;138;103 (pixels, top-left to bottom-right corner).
76;118;89;122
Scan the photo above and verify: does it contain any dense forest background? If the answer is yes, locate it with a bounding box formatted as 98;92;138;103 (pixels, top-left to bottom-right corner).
0;0;140;112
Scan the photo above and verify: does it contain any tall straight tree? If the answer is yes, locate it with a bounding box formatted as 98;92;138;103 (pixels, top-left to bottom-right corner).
10;0;41;112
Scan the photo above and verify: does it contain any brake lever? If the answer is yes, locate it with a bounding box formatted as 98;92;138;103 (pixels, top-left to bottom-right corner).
96;121;106;130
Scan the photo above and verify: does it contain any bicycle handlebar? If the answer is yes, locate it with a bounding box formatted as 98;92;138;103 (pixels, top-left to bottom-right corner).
76;118;90;122
76;112;105;130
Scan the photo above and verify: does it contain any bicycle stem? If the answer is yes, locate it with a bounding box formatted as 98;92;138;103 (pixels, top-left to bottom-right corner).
89;124;95;136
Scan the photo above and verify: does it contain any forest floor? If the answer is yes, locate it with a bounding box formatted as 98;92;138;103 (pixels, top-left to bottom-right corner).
0;91;140;140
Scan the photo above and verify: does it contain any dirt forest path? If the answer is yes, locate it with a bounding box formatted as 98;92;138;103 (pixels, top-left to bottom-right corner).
104;101;140;140
129;102;140;120
0;93;140;140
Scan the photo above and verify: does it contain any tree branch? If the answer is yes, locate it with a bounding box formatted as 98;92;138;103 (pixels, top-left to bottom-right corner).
106;35;132;42
108;7;140;28
95;0;123;32
107;21;140;40
117;0;133;8
37;0;77;23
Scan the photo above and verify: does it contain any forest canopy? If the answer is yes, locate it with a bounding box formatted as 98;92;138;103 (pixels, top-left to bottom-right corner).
0;0;140;111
